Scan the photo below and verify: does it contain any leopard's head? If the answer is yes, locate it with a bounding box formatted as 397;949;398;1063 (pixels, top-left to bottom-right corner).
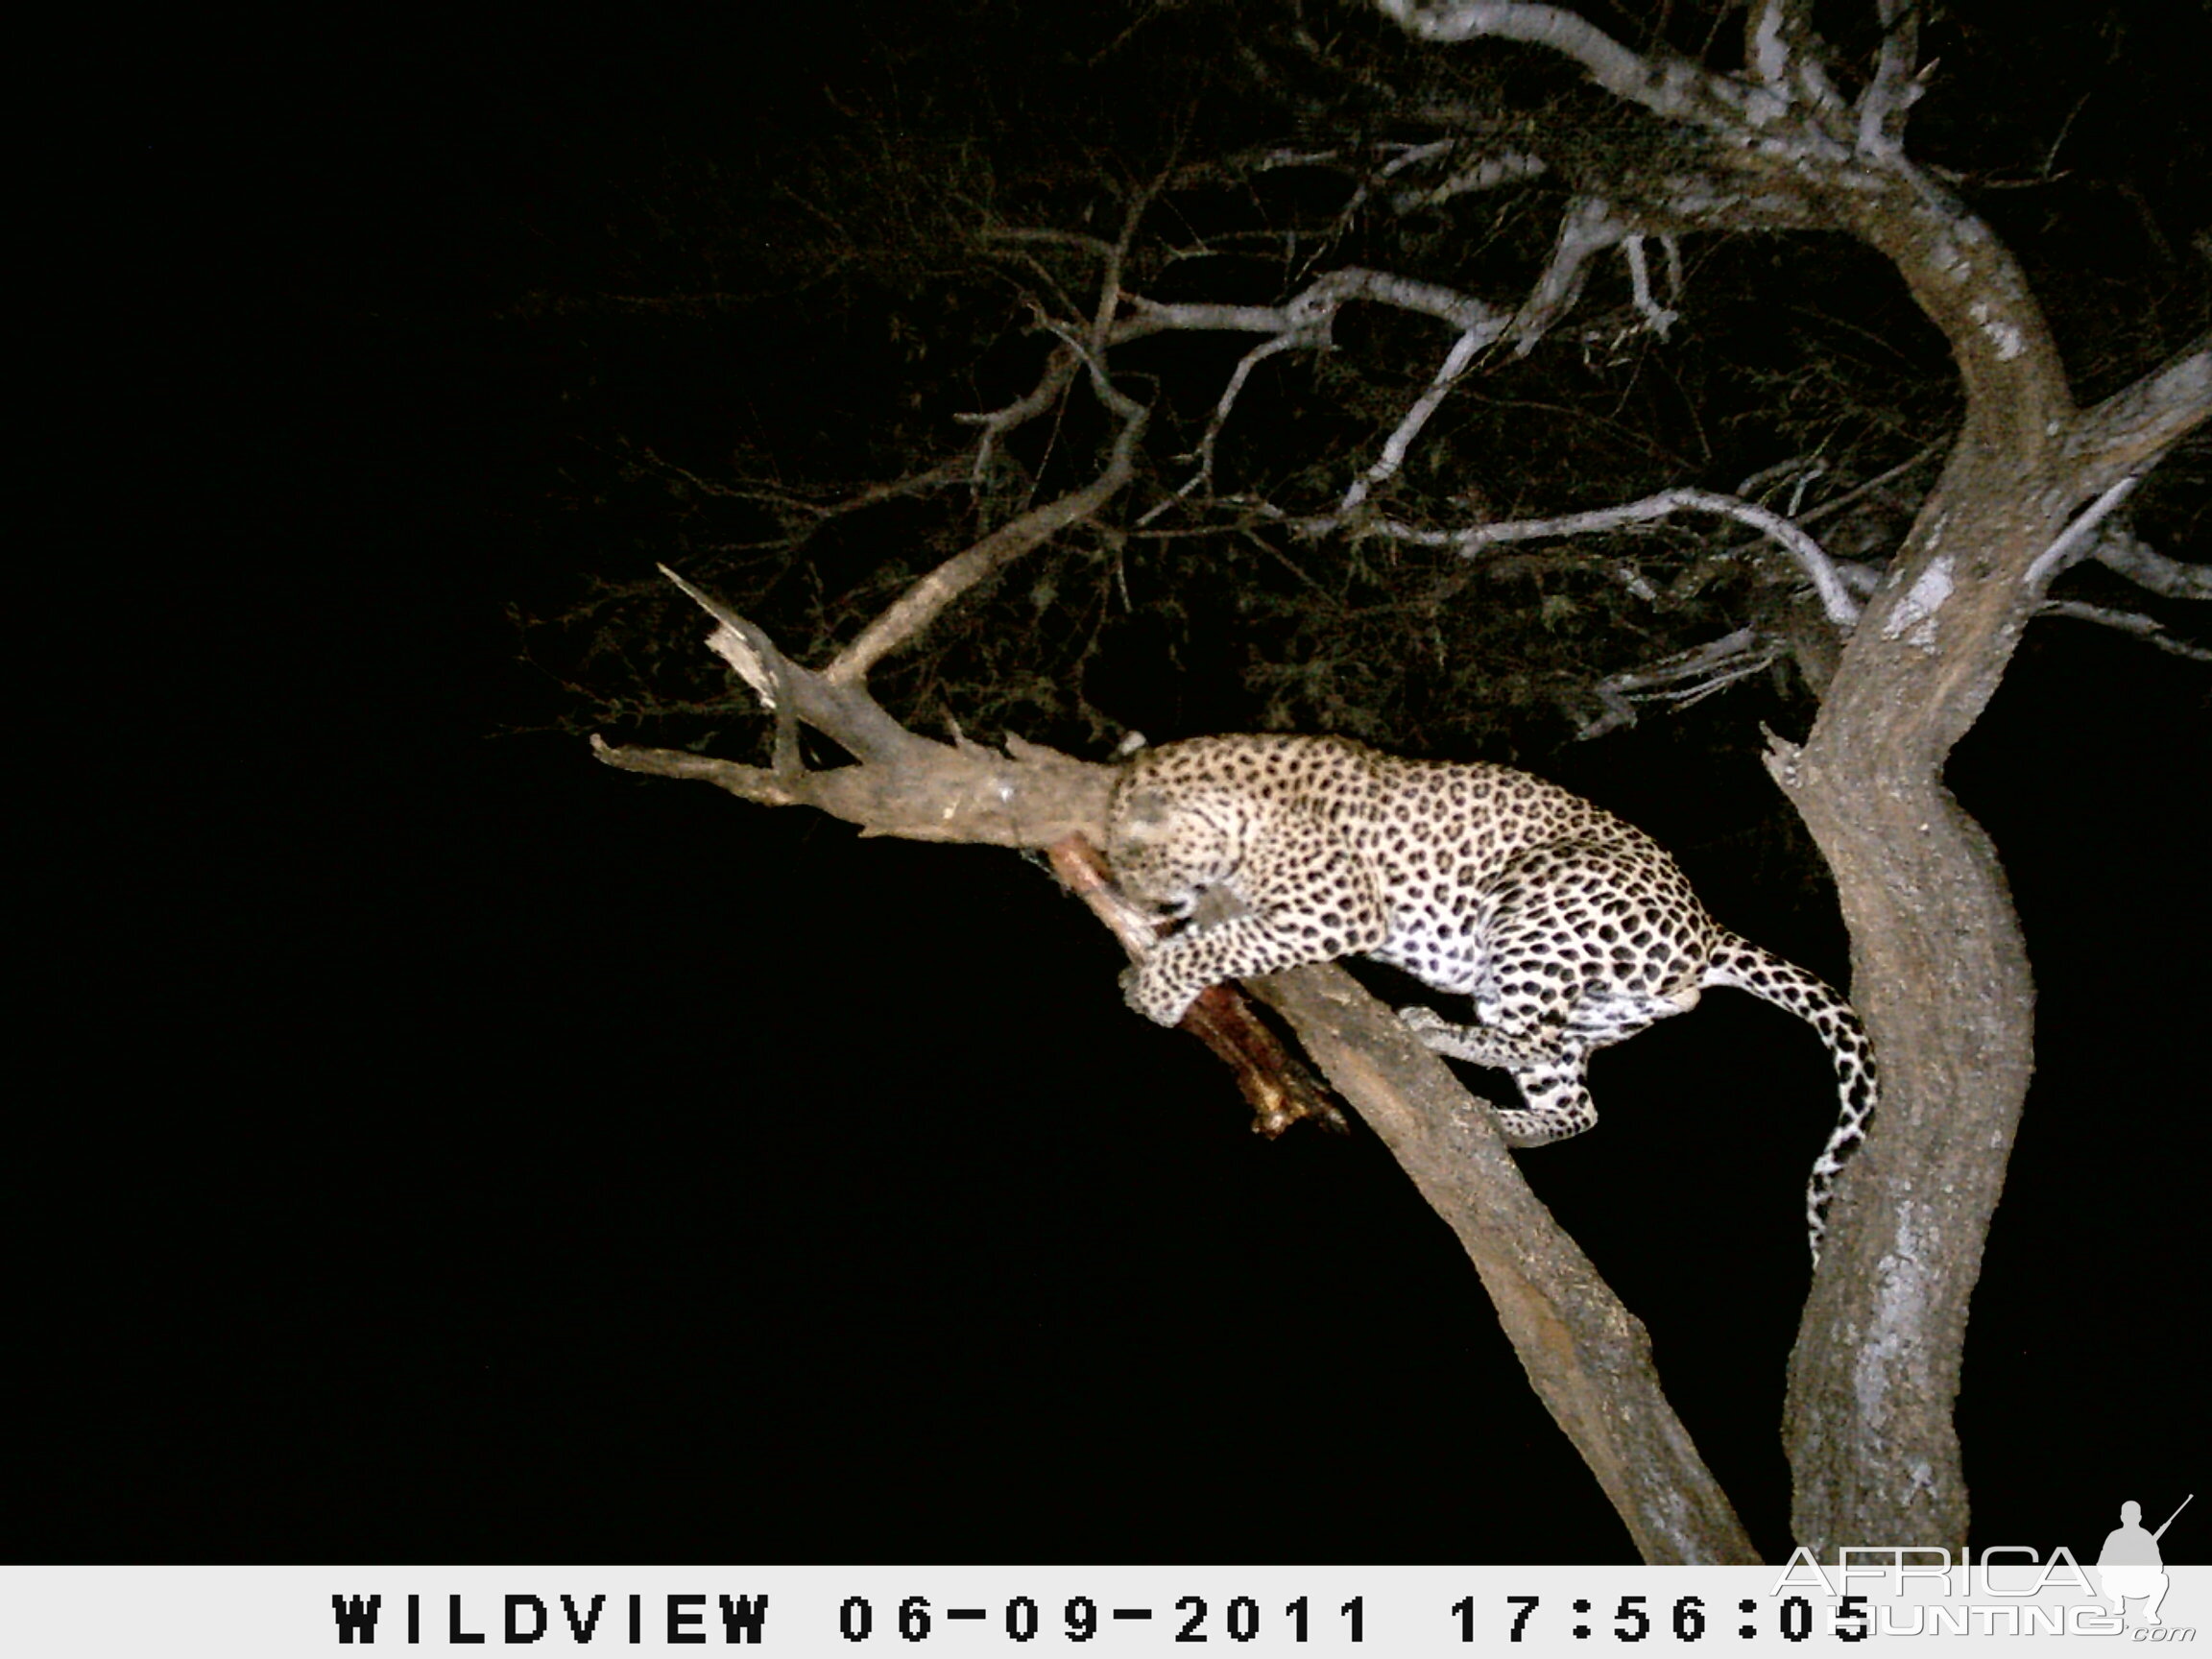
1104;781;1242;920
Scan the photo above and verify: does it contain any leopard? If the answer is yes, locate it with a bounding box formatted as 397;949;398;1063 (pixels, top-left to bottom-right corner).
1105;733;1877;1263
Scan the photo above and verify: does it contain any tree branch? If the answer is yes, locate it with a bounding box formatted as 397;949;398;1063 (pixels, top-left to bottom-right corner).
2065;331;2212;489
1121;265;1506;344
826;341;1150;688
2021;474;2142;592
654;565;915;764
1379;1;1726;126
1390;147;1548;210
1745;0;1849;127
1854;0;1926;161
597;586;1116;847
636;447;970;528
1513;196;1635;353
1140;331;1320;520
2036;600;2211;661
1450;487;1862;625
1575;628;1781;739
1244;966;1761;1564
952;341;1081;487
1620;234;1679;339
2090;527;2212;600
1122;267;1507;517
1338;325;1498;512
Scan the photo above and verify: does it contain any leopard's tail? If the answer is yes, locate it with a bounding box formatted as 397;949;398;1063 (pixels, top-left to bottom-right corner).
1701;933;1878;1266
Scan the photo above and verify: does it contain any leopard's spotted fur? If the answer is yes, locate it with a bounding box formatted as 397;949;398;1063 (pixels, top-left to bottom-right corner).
1106;733;1877;1262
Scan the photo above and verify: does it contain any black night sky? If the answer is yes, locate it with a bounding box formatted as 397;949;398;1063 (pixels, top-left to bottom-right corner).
31;2;2206;1569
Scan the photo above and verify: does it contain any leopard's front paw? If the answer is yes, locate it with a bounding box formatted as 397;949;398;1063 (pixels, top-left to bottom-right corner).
1397;1003;1503;1066
1120;960;1197;1027
1397;1003;1454;1039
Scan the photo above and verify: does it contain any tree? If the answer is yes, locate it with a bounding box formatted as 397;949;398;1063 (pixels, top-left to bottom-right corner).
549;0;2209;1560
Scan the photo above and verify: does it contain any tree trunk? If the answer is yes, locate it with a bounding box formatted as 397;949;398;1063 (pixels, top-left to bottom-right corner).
1770;448;2056;1558
1771;148;2207;1551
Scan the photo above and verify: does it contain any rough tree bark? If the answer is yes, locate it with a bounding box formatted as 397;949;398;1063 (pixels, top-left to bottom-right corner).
1767;314;2208;1559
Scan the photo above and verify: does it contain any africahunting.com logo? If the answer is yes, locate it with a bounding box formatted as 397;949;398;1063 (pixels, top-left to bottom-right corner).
1771;1493;2195;1638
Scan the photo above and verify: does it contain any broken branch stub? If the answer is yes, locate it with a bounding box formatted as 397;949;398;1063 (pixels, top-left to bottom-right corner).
595;580;1117;847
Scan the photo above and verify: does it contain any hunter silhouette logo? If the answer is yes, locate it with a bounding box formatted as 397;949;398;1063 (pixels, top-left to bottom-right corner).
2098;1494;2191;1626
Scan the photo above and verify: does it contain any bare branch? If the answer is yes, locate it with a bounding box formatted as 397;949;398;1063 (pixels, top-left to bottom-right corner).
1113;296;1310;338
1791;445;1944;529
1514;197;1634;354
1091;179;1161;358
1379;0;1645;85
1450;487;1862;626
1855;0;1927;160
984;226;1117;260
2022;474;2141;592
1142;338;1301;522
1380;2;1706;120
589;733;808;805
641;449;970;539
595;595;1116;846
2037;600;2212;661
1832;560;1885;597
1745;0;1848;122
1121;265;1506;343
1745;0;1793;91
1339;325;1499;513
1378;0;1818;139
1376;137;1460;179
1737;457;1826;511
828;344;1149;688
1331;268;1508;332
1621;235;1678;339
2066;332;2212;488
1123;267;1508;516
1389;147;1548;210
650;569;926;767
953;341;1081;486
2091;527;2212;600
1575;628;1781;739
1129;209;1702;527
658;564;805;778
1662;445;1940;604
